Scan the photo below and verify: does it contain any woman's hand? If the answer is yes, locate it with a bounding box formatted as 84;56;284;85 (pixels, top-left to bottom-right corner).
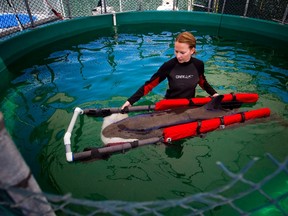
121;101;131;110
212;93;219;97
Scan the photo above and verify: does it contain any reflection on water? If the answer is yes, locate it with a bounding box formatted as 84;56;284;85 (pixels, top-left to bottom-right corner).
0;25;287;203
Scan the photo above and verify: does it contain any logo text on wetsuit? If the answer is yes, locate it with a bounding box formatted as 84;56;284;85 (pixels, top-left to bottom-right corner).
175;75;194;79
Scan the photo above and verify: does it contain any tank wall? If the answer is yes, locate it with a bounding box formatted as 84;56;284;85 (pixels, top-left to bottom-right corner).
1;11;287;74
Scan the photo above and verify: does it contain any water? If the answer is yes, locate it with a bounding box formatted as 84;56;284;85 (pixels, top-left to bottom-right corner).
0;24;287;210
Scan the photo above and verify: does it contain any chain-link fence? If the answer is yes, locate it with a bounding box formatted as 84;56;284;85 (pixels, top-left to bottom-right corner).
1;153;287;215
1;0;288;39
0;0;64;38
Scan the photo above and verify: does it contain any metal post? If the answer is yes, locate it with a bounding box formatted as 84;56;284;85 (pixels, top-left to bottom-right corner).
282;3;288;24
214;0;219;13
0;112;55;216
221;0;227;14
65;0;72;18
103;0;107;13
23;0;35;27
100;0;103;14
244;0;250;17
208;0;212;12
119;0;122;12
173;0;175;10
188;0;192;11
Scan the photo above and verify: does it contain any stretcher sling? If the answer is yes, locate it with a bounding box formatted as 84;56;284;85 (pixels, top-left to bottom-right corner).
163;107;271;142
155;92;258;110
63;93;269;162
84;93;258;117
65;107;270;161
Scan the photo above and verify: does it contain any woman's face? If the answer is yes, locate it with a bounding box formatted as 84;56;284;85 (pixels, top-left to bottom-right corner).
174;41;195;63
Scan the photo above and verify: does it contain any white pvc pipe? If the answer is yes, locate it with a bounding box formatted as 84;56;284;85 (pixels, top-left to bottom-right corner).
63;107;83;162
112;11;117;26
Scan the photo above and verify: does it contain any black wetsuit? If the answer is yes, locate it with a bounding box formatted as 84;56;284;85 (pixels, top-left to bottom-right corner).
128;57;217;105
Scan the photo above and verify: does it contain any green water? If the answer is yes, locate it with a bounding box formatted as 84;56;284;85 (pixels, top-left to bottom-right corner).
0;24;287;214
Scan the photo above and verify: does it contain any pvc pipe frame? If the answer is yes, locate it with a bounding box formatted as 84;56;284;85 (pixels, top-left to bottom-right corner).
63;107;161;162
72;137;161;161
63;107;83;162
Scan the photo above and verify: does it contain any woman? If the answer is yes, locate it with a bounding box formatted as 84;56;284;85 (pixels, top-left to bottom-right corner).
121;31;218;110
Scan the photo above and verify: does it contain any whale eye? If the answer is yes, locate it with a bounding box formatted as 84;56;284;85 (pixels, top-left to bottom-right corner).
118;124;127;130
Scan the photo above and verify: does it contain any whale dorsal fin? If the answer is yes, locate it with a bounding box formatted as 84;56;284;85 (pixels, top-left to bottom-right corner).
203;95;224;110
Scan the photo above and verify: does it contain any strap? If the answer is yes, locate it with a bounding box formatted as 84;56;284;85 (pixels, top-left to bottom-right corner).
219;116;225;129
121;106;129;114
91;148;105;159
148;105;153;112
196;121;202;135
0;113;4;131
188;98;195;106
240;112;246;123
130;141;139;148
102;109;112;117
230;92;237;101
13;172;32;188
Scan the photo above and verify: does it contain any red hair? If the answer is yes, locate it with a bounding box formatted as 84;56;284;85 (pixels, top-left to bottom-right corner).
175;32;196;48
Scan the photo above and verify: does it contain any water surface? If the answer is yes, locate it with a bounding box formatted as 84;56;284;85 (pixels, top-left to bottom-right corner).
0;25;287;207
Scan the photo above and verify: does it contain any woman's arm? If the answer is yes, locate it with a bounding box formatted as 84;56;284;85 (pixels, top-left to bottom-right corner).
122;60;174;109
199;73;217;96
193;58;217;96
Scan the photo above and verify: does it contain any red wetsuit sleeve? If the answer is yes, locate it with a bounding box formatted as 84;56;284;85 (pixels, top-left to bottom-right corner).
127;62;170;105
127;77;161;105
193;58;217;96
199;73;217;96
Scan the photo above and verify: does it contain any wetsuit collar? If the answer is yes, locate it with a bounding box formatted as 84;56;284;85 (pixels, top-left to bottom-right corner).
177;56;193;65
